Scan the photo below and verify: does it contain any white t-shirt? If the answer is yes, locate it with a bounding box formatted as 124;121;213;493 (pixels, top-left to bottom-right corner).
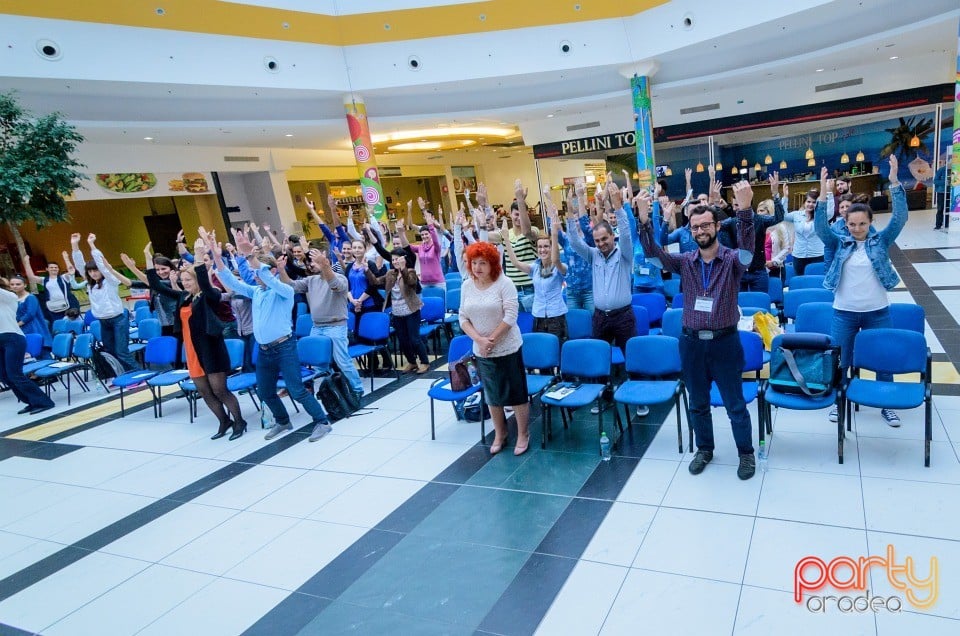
0;288;24;335
833;241;888;312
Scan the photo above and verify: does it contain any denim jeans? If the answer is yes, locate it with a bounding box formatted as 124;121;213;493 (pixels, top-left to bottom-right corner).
0;333;54;409
832;307;893;382
99;313;138;371
392;310;429;365
566;288;594;312
680;330;754;455
740;269;770;293
517;286;535;313
256;337;329;425
311;323;363;395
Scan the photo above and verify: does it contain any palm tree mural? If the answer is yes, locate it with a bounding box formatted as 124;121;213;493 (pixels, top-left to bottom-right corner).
881;116;933;159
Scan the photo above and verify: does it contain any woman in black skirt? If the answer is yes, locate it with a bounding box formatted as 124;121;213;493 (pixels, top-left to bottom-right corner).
458;241;530;455
145;238;246;440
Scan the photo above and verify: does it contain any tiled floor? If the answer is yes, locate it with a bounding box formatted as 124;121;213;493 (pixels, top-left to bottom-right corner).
1;209;960;634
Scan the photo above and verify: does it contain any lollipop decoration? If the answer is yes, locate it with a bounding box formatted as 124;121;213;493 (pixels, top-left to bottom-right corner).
344;96;387;220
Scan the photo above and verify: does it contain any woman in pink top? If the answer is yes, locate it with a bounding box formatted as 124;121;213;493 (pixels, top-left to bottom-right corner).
399;201;445;290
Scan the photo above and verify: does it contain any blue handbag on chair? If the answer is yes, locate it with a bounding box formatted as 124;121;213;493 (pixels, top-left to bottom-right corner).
768;333;840;397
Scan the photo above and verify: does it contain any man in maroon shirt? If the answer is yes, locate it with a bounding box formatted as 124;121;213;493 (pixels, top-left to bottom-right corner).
637;181;758;480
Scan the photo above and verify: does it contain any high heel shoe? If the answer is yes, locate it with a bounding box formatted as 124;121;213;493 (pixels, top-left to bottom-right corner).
513;435;530;456
490;437;507;455
211;419;231;440
229;419;248;441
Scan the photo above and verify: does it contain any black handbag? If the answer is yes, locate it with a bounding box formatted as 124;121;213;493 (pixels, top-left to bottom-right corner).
449;353;479;392
769;333;840;397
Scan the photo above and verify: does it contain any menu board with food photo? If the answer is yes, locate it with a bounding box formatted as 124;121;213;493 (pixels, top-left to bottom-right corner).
71;171;216;201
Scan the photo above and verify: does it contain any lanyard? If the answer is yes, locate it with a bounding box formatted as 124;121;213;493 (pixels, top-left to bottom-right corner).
700;260;714;291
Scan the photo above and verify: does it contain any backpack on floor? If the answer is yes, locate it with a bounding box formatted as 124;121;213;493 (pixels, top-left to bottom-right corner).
316;374;351;421
453;392;489;422
91;344;126;381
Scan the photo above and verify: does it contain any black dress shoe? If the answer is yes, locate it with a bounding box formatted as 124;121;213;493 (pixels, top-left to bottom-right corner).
28;404;54;416
229;419;248;441
211;419;232;440
17;405;34;414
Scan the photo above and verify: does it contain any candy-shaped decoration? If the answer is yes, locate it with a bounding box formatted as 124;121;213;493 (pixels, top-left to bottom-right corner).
344;96;386;220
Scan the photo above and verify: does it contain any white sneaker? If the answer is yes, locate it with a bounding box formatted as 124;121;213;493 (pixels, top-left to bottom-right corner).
881;409;901;428
591;405;601;415
635;405;650;417
828;405;838;423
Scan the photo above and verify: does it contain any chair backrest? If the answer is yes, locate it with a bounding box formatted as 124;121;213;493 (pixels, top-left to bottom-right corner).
804;262;826;276
789;275;826;290
145;336;179;366
446;279;462;292
297;335;333;373
671;292;684;309
83;309;96;327
625;335;681;377
63;320;83;335
421;287;446;301
224;338;245;369
73;333;95;360
740;330;765;373
137;318;162;341
52;318;69;335
767;277;784;304
295;313;313;338
631;292;667;323
24;333;44;357
516;311;534;334
783;289;834;320
794;302;834;336
661;308;682;339
566;308;593;339
853;328;927;375
632;305;650;336
347;310;355;332
445;287;461;312
89;320;102;342
521;332;560;371
134;306;154;325
447;334;473;362
444;272;462;283
560;339;611;380
738;292;772;312
296;302;309;318
783;262;796;287
889;303;925;334
50;332;75;359
133;299;150;311
420;296;445;322
662;278;681;300
357;311;391;342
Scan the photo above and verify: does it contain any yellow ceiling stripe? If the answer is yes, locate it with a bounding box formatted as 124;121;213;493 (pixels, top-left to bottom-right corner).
4;0;666;46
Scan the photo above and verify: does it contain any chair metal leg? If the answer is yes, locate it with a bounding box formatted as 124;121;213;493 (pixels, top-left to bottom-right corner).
479;391;486;443
597;399;603;456
925;392;932;467
838;397;845;465
675;394;683;454
539;398;546;450
430;398;436;440
120;387;126;417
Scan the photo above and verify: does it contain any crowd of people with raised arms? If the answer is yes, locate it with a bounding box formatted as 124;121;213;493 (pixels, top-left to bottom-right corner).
3;161;910;478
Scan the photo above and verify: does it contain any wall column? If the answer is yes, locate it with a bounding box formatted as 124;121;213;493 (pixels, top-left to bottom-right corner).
620;61;659;191
344;95;387;221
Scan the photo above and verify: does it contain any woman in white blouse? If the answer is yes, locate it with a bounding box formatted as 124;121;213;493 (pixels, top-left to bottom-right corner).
458;241;530;455
781;184;825;276
71;232;138;371
0;277;55;415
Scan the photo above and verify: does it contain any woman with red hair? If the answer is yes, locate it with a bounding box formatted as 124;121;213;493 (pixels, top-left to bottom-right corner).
459;241;530;455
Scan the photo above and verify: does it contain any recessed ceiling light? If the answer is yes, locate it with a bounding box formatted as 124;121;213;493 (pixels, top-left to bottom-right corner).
815;68;824;72
285;134;293;137
547;114;554;118
889;56;899;60
143;137;153;140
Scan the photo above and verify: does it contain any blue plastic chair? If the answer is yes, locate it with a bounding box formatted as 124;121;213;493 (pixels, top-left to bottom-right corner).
227;344;261;414
521;333;561;448
349;312;394;392
767;277;784;308
662;278;681;300
738;292;772;313
794;302;834;336
130;318;162;356
114;336;178;417
421;287;446;302
845;329;932;466
566;308;593;340
783;289;835;329
296;302;309;318
443;287;461;338
889;303;925;334
789;275;826;291
631;292;666;326
707;331;764;449
33;333;87;405
295;313;313;338
783;262;796;288
661;308;682;340
133;299;150;311
141;339;192;418
615;335;688;453
134;306;154;325
761;333;843;461
51;318;69;335
22;333;54;375
672;292;684;309
541;339;619;455
419;296;445;356
516;311;534;334
804;262;826;276
444;272;462;284
427;335;485;442
632;305;650;336
180;339;248;422
89;320;102;343
36;333;96;405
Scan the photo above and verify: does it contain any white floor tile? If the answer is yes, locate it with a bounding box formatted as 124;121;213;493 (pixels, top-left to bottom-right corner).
331;407;407;437
0;551;149;632
160;511;299;576
934;290;960;324
310;475;425;528
95;454;227;498
764;430;860;476
602;569;740;635
44;564;214;636
875;610;960;635
734;585;877;635
0;480;80;528
0;447;155;487
768;405;842;436
191;464;307;510
261;433;361;469
224;519;366;590
851;404;946;442
581;502;657;567
632;507;754;583
99;503;237;562
743;518;868;593
862;477;960;540
617;458;680;506
936;408;960;444
137;577;288;636
248;470;363;518
317;436;415;475
913;262;960;288
865;531;957;619
759;470;865;529
857;437;960;483
370;439;473;481
661;463;763;516
0;536;65;581
535;560;629;635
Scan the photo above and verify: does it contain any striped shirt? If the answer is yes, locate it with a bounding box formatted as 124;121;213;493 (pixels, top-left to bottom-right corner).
504;230;536;289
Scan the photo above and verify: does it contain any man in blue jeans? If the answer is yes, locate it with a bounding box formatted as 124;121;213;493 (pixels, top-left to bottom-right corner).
212;229;332;442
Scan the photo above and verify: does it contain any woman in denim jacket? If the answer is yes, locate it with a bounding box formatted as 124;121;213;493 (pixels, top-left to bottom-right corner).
814;159;908;427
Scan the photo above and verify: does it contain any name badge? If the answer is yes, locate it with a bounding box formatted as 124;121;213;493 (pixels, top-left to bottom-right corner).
694;296;714;313
639;267;650;276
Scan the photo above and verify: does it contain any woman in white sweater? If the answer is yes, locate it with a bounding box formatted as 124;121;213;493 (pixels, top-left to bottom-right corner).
781;184;825;276
458;241;530;455
0;277;55;415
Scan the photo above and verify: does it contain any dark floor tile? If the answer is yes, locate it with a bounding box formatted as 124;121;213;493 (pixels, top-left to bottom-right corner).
0;621;35;636
73;499;180;552
476;552;578;636
301;600;462;636
501;449;598;496
411;487;571;552
576;456;641;500
376;482;459;533
535;497;613;559
617;422;663;459
434;444;494;484
164;462;252;502
242;592;332;636
933;383;960;396
466;450;530;487
297;529;405;599
0;546;91;603
20;441;83;461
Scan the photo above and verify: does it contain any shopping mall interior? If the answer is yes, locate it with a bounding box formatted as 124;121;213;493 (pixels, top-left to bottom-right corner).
1;1;960;634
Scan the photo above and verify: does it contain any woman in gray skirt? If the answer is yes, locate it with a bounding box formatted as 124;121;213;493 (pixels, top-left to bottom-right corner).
458;241;530;456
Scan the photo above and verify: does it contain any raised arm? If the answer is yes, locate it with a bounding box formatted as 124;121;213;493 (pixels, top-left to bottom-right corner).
565;214;593;261
514;179;538;242
70;233;87;275
878;155;908;246
731;182;756;270
501;218;533;274
636;191;682;274
547;207;566;275
814;167;840;247
119;250;149;285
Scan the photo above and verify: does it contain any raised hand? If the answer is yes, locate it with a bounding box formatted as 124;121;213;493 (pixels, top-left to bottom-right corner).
120;253;136;269
501;217;510;234
194;237;206;254
607;174;622;209
732;180;754;211
514;179;528;202
143;241;153;257
710;180;723;204
176;229;185;244
685;167;693;182
888;154;899;186
423;211;435;226
455;209;467;226
819;166;829;200
663;201;676;220
87;233;97;247
417;196;427;211
327;194;337;213
574;178;586;198
768;172;780;197
233;229;255;256
262;224;271;234
635;190;653;224
477;183;488;207
708;164;716;181
276;254;287;271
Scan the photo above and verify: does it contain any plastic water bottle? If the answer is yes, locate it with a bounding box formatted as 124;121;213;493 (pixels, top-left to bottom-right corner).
600;432;612;461
758;439;768;472
261;407;274;429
